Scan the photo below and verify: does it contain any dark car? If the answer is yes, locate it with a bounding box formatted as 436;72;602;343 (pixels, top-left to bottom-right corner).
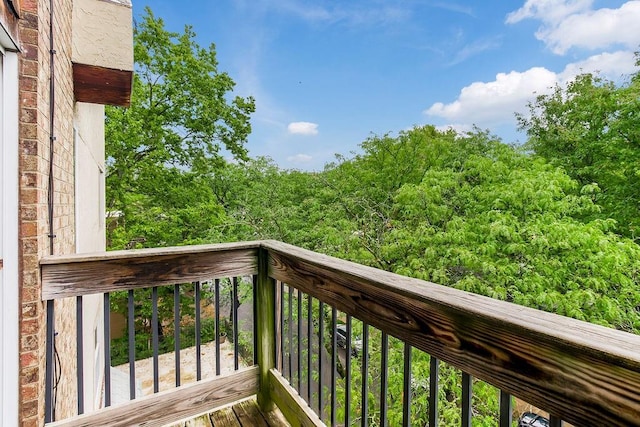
335;324;363;356
518;412;549;427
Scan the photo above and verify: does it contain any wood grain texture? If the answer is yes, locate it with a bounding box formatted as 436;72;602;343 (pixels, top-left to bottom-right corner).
72;63;133;106
268;369;324;427
210;407;240;427
232;399;269;427
41;243;260;300
256;248;276;411
262;240;640;427
46;367;259;427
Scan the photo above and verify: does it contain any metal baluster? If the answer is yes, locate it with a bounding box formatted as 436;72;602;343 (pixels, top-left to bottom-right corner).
297;290;302;393
307;295;313;403
380;331;389;427
429;357;439;427
499;390;512;427
214;279;220;376
402;343;412;427
345;315;352;426
152;287;159;393
233;277;239;371
549;416;563;427
288;284;293;382
318;301;324;420
461;373;472;427
195;281;202;380
331;307;337;427
174;284;181;387
361;323;369;427
280;281;285;373
104;293;112;406
76;296;84;414
127;289;136;399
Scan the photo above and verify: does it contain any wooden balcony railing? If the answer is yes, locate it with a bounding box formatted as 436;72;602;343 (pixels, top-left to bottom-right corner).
40;240;640;426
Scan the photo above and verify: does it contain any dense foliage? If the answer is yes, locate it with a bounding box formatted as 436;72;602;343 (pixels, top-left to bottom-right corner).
105;10;640;424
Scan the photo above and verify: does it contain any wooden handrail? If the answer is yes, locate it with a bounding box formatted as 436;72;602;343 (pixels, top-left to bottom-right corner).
39;240;640;426
40;241;261;299
262;240;640;427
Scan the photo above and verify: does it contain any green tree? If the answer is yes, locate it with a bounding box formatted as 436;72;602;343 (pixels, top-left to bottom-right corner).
105;7;255;249
518;61;640;238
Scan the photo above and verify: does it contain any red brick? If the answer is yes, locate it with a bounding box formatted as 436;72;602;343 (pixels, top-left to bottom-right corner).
20;351;38;368
20;399;38;418
20;208;37;222
21;318;39;335
20;107;37;124
21;172;37;188
21;335;39;352
20;366;38;385
21;139;38;155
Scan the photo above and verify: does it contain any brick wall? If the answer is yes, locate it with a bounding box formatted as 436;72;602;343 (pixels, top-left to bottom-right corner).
18;0;77;424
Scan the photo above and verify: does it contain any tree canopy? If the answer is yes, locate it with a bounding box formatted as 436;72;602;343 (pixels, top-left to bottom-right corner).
105;7;255;248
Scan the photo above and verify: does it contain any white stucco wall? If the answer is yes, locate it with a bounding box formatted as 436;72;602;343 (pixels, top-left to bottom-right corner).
73;102;107;412
72;0;133;71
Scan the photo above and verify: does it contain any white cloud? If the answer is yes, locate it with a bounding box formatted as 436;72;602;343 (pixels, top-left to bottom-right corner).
425;67;557;124
507;1;640;54
424;51;637;126
506;0;593;25
287;153;313;163
558;50;638;81
288;121;319;135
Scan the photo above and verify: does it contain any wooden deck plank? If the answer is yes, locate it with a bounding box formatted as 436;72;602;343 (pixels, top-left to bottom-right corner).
210;407;240;427
232;400;269;427
209;398;293;427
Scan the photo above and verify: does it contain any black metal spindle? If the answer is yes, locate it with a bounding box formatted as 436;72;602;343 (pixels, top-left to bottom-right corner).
280;281;285;373
318;301;324;420
361;323;369;427
297;290;302;393
380;331;389;427
214;279;220;376
331;307;337;427
104;293;112;406
195;281;202;380
253;275;258;364
288;284;293;382
402;343;412;427
76;295;84;414
345;315;352;426
429;357;439;427
307;295;313;403
499;390;512;427
152;287;159;393
174;284;181;387
127;289;136;400
44;300;55;423
549;416;563;427
233;277;239;371
462;373;472;427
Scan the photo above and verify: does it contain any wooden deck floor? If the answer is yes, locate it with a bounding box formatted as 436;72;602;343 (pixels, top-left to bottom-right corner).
170;397;291;427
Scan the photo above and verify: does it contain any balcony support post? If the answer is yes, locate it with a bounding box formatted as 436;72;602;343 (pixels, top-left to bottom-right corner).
256;247;276;411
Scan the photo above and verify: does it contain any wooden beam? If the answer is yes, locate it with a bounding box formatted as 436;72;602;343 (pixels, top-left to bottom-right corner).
47;367;259;427
262;240;640;427
72;62;133;107
268;369;324;427
256;248;276;412
41;242;261;300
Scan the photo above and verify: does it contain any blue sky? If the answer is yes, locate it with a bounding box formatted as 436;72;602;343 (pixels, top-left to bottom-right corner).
132;1;640;170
